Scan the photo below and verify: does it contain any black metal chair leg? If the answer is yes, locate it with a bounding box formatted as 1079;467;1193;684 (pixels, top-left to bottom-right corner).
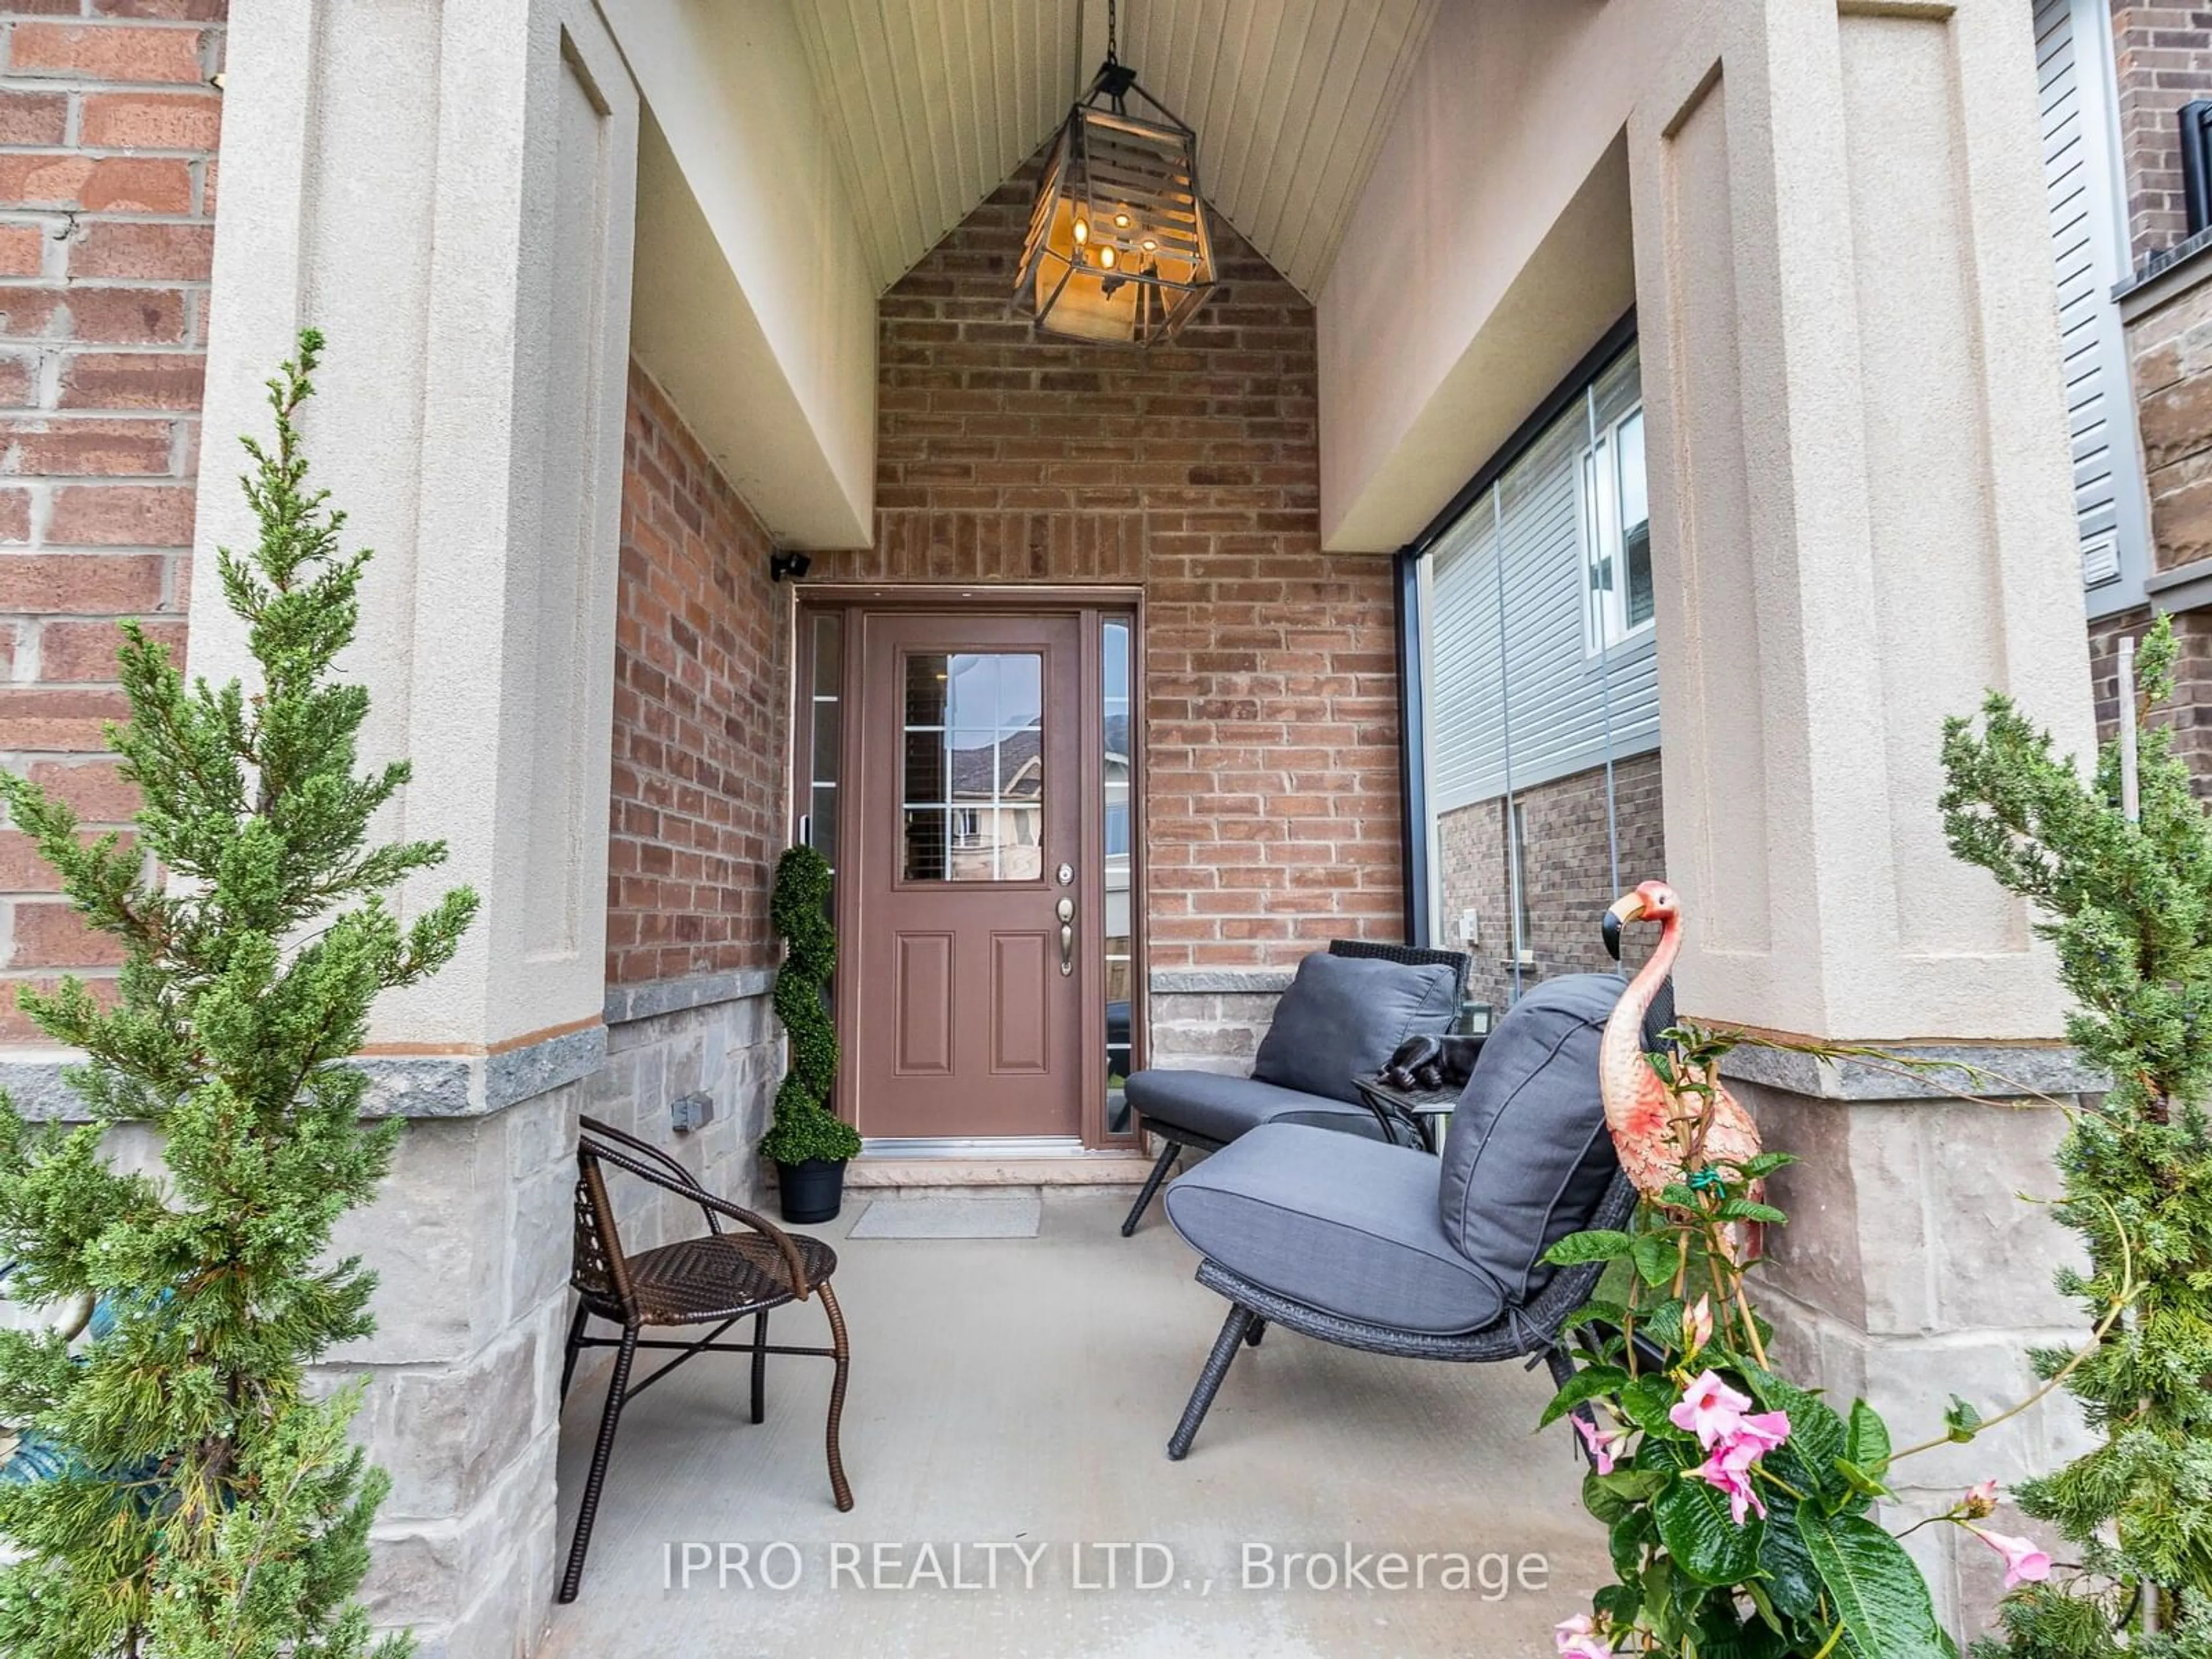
558;1301;590;1405
1168;1304;1256;1461
750;1308;770;1425
1244;1317;1266;1347
559;1324;639;1603
819;1283;855;1511
1121;1138;1181;1236
1544;1344;1601;1469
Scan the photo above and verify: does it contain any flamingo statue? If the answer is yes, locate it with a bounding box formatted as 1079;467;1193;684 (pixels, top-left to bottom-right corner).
1599;880;1763;1204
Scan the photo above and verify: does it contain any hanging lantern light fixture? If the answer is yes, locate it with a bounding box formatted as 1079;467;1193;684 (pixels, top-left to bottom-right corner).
1014;0;1215;347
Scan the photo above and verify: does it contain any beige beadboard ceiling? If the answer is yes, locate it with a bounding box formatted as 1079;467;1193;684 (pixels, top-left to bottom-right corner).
785;0;1441;297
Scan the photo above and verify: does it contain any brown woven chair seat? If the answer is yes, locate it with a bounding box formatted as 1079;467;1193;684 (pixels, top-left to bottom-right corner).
584;1229;839;1326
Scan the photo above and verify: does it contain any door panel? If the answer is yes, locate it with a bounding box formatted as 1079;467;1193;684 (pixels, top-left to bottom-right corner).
855;612;1087;1138
990;931;1051;1074
893;932;953;1075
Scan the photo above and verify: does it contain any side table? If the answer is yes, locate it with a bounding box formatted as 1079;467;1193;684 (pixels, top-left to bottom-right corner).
1351;1074;1463;1154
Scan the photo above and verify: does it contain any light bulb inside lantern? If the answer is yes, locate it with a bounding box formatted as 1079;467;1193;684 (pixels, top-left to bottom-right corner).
1114;212;1132;229
1141;238;1157;252
1097;245;1117;270
1072;218;1089;245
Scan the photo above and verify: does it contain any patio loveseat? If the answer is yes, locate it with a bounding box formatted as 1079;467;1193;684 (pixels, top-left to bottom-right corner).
1160;972;1665;1460
1118;940;1470;1236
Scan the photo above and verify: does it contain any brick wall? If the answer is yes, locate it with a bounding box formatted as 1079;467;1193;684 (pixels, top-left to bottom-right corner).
0;2;221;1039
2113;6;2212;265
606;362;787;988
1435;752;1667;1010
810;160;1403;969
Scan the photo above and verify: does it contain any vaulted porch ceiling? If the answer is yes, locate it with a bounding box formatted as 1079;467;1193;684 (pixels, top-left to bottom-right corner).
786;0;1442;296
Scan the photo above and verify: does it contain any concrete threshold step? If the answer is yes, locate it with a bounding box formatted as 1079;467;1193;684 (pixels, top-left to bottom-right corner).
846;1153;1156;1191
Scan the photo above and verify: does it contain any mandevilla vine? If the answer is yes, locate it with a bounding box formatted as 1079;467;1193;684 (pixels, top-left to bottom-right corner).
1542;1021;2069;1659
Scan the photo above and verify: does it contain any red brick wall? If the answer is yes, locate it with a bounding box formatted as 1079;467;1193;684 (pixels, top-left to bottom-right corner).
1437;752;1667;1011
0;3;221;1038
2112;6;2212;264
813;161;1404;969
607;363;787;987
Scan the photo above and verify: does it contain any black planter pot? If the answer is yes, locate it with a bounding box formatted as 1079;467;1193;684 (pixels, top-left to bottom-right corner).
775;1157;847;1225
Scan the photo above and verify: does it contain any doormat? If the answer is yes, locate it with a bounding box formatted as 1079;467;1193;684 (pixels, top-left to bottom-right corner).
847;1195;1043;1240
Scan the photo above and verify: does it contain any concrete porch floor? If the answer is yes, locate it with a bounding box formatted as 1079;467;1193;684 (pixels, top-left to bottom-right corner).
541;1188;1608;1658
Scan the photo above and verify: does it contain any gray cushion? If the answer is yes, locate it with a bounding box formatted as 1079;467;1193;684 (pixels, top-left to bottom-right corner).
1164;1123;1507;1336
1124;1069;1393;1147
1249;952;1458;1105
1436;974;1634;1304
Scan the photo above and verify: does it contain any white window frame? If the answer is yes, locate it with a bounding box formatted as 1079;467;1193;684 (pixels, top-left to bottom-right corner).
1581;401;1653;655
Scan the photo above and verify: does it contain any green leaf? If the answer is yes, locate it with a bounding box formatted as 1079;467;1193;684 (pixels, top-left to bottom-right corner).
1612;1506;1656;1581
1584;1466;1632;1526
1560;1298;1630;1334
1753;1479;1824;1624
1632;1231;1680;1287
1593;1582;1642;1625
1619;1374;1680;1435
1543;1229;1637;1266
1596;1469;1668;1503
1796;1509;1952;1659
1541;1364;1630;1428
1831;1458;1892;1503
1644;1437;1764;1586
1742;1368;1850;1501
1713;1198;1788;1225
1844;1400;1891;1478
1732;1152;1799;1179
1942;1395;1981;1444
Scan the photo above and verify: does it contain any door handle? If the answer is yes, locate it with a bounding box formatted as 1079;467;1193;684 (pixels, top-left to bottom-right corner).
1056;897;1075;976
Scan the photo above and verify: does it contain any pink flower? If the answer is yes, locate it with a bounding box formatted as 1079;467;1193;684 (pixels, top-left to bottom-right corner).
1687;1408;1789;1525
1554;1613;1616;1658
1962;1479;1999;1519
1684;1294;1714;1356
1574;1414;1627;1475
1967;1525;2052;1589
1669;1369;1753;1448
1728;1410;1791;1459
1694;1447;1769;1525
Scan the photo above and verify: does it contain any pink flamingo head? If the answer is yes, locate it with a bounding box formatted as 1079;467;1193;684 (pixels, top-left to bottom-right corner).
1603;878;1681;961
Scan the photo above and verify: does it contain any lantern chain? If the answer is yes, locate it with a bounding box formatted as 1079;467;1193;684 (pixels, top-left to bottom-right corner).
1105;0;1119;66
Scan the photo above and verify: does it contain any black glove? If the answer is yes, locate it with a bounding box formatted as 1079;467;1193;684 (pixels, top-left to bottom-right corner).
1380;1035;1441;1089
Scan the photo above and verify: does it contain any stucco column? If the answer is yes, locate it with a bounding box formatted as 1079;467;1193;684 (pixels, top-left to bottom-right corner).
1628;0;2097;1626
192;2;637;1653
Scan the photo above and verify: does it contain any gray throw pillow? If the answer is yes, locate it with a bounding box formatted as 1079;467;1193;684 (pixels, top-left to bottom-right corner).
1435;973;1655;1304
1249;952;1459;1105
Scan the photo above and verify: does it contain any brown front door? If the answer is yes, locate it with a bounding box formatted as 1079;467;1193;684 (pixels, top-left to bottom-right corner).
851;612;1087;1138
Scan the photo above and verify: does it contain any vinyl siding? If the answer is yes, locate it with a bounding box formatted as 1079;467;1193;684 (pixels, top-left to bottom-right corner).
2037;0;2150;614
1427;344;1659;813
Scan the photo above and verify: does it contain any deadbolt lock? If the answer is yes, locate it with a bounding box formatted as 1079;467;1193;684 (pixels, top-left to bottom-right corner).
1056;862;1074;887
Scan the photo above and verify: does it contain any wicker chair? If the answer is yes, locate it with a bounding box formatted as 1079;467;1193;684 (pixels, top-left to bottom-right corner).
558;1116;853;1603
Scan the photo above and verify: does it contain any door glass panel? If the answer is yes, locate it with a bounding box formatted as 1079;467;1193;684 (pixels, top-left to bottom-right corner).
805;611;843;876
1102;619;1134;1133
901;651;1046;882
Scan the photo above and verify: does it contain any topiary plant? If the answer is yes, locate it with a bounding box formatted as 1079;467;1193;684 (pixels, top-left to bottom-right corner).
761;844;859;1166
